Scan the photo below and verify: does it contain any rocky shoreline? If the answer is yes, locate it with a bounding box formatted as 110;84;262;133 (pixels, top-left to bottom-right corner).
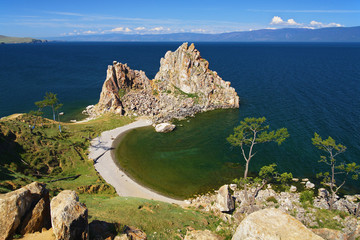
186;183;360;239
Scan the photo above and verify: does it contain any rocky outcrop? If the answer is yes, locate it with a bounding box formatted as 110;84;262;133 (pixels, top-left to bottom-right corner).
215;185;235;213
155;123;176;133
232;208;324;240
123;225;147;240
0;182;50;240
92;43;239;123
50;190;88;240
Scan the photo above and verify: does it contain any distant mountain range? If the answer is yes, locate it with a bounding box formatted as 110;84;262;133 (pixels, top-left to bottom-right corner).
0;35;46;44
48;26;360;42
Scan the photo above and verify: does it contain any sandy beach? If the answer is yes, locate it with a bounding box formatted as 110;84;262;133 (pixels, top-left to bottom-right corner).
88;118;185;205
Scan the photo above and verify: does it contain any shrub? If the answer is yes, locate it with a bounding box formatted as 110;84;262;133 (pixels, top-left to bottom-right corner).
118;89;126;99
266;196;278;204
300;190;314;205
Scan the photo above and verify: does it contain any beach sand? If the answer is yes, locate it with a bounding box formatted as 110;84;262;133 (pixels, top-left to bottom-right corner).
88;118;185;205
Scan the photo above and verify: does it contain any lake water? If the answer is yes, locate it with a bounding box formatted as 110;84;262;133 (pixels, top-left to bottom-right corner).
1;42;359;198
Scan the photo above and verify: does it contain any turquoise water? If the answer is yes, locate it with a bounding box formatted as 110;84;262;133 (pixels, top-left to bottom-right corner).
116;43;360;198
1;42;359;197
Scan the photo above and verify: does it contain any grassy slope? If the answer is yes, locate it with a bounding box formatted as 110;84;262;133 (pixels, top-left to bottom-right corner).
0;114;230;239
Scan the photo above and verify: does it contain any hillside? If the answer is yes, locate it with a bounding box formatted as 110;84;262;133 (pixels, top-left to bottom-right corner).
48;26;360;42
0;114;231;239
0;35;46;44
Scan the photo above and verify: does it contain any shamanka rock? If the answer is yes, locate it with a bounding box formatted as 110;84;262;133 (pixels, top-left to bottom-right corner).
232;208;324;240
50;190;88;240
92;43;239;123
0;182;50;240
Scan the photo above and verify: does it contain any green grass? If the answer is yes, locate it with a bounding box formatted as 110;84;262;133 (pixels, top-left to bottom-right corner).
0;113;133;194
173;85;199;99
313;209;349;230
81;195;229;239
0;113;229;238
299;190;314;208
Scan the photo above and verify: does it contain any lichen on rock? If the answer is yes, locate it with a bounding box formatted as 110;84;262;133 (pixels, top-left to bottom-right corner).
92;43;239;123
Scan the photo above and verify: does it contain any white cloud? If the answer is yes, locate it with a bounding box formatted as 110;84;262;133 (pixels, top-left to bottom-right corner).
310;20;343;28
270;16;301;26
110;27;132;32
270;16;284;25
310;20;322;26
190;28;208;33
327;22;343;27
83;30;97;34
151;26;164;31
135;27;146;31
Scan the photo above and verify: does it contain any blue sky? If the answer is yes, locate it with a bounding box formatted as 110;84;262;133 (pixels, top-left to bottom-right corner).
1;0;359;38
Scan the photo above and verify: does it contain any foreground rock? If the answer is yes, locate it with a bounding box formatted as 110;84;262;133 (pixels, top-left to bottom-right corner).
92;43;239;123
155;123;176;133
123;225;147;240
50;190;88;240
312;228;347;240
232;208;324;240
0;182;50;240
216;185;235;213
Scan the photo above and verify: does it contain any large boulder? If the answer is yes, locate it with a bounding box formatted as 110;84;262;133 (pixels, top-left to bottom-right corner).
155;123;176;133
123;225;147;240
215;185;235;212
20;197;51;234
50;190;88;240
232;208;324;240
0;182;50;240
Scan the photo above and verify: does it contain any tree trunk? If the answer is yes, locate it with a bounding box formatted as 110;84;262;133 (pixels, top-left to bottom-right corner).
329;164;335;210
243;160;250;204
52;106;55;121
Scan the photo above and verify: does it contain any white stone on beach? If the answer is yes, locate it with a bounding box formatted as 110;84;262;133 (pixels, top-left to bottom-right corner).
155;123;176;133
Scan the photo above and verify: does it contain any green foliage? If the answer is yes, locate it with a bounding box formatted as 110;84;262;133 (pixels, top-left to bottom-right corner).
35;92;61;121
300;190;314;205
0;113;133;191
152;89;159;96
173;85;199;99
227;117;289;204
278;172;293;185
312;133;359;209
266;196;278;203
227;117;289;148
118;88;126;99
314;209;349;230
312;133;346;154
81;195;228;240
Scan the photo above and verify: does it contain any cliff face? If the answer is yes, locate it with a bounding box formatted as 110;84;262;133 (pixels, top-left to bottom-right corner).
93;43;239;122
